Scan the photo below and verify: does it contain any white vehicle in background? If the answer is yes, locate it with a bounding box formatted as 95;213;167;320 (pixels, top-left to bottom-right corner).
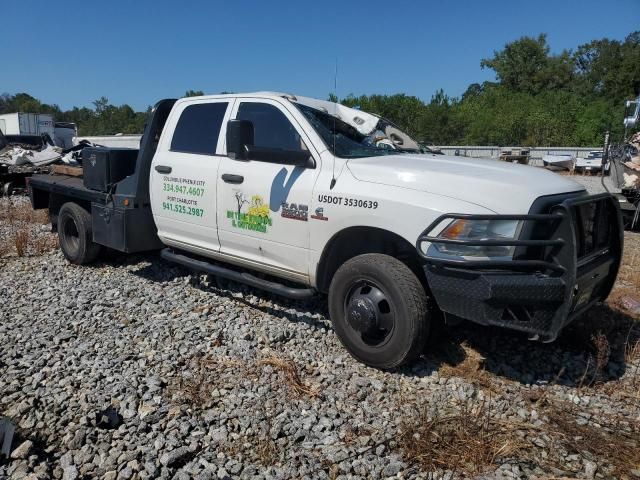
27;92;624;369
542;154;575;170
575;150;606;173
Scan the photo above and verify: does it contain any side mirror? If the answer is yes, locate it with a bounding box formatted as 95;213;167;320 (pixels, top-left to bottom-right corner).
226;120;254;160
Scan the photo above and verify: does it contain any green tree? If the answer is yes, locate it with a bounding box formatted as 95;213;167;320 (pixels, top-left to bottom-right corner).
481;34;573;94
573;31;640;102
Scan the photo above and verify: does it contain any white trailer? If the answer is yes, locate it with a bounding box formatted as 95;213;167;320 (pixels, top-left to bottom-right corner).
0;112;55;137
75;134;142;149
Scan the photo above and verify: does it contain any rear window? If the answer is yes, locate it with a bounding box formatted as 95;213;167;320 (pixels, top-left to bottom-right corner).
170;102;228;155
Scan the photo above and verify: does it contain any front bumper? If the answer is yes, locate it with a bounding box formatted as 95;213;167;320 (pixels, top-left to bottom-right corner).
416;193;623;341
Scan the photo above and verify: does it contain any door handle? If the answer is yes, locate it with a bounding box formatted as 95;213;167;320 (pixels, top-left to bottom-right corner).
222;174;244;184
155;165;172;174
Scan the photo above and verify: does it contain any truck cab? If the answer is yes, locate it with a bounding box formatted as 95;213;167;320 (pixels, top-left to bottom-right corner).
150;94;320;284
28;92;624;369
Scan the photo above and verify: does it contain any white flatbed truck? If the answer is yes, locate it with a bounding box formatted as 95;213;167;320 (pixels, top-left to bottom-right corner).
28;92;623;368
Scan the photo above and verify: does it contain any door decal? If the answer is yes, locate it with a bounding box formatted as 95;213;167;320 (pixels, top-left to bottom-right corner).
281;202;309;221
227;191;272;233
161;175;207;217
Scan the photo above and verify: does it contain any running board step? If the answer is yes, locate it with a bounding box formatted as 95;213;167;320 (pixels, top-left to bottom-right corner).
160;248;316;300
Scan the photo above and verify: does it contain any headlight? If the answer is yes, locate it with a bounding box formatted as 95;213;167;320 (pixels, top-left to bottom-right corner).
428;219;522;259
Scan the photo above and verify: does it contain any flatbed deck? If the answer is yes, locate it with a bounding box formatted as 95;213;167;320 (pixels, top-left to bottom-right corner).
28;174;108;204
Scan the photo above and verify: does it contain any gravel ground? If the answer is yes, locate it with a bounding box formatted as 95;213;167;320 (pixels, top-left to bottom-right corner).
562;172;620;195
1;196;639;480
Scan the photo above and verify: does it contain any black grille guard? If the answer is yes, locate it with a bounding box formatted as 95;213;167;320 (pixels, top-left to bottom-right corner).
415;193;624;340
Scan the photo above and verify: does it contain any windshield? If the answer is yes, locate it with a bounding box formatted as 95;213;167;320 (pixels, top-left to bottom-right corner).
293;102;405;158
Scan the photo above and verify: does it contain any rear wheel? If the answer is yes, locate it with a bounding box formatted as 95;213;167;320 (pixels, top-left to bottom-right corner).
58;202;101;264
328;254;430;369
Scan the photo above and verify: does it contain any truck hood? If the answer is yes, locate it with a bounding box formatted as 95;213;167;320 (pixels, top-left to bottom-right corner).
346;154;585;213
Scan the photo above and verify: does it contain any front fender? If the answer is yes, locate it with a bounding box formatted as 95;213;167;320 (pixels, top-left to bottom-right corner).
308;170;493;285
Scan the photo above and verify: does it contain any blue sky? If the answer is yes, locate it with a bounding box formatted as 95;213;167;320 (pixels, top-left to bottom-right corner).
3;0;639;111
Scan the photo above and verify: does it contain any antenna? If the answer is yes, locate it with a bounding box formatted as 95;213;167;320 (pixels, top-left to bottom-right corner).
330;59;338;190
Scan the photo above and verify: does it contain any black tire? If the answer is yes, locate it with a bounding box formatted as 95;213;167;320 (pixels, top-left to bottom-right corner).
328;253;430;369
58;202;101;264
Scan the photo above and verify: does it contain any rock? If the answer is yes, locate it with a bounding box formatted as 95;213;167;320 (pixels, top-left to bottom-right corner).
59;452;74;469
382;461;403;477
159;446;191;467
10;440;33;459
67;429;85;449
118;466;133;479
210;427;228;444
62;466;79;480
0;202;637;480
584;460;597;480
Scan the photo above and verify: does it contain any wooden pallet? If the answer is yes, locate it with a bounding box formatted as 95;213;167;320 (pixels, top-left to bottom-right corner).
51;165;83;177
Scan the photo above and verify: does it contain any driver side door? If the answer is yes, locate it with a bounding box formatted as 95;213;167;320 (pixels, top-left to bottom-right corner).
217;98;320;282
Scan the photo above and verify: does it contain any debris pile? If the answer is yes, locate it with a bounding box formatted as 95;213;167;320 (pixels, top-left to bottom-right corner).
623;132;640;186
0;145;63;167
629;131;640;166
0;131;93;169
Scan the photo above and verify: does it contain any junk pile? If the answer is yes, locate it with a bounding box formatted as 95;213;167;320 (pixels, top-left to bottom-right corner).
0;131;91;168
623;131;640;188
0;132;94;196
0;145;63;167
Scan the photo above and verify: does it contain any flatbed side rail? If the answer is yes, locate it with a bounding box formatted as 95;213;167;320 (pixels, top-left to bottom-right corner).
28;174;108;205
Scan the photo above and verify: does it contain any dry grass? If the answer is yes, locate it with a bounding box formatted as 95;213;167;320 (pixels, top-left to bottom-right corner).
167;353;244;406
31;234;58;254
576;332;611;388
626;336;640;365
218;407;280;466
257;354;320;398
341;423;375;446
543;400;640;478
398;395;640;478
0;238;9;258
399;400;527;476
0;198;56;258
13;228;30;257
438;342;497;392
0;198;48;225
608;232;640;318
255;415;279;466
168;352;319;407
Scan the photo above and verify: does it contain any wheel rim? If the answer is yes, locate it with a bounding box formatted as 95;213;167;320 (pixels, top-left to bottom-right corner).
63;216;80;253
343;279;395;347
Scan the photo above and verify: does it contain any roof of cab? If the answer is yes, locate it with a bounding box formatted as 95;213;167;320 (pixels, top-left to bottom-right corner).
177;91;298;102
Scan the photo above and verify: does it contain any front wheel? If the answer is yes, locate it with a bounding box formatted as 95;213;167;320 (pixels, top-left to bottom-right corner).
328;254;430;369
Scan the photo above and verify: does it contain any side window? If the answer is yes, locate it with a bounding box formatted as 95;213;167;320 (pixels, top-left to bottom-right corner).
170;102;228;155
236;102;307;151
